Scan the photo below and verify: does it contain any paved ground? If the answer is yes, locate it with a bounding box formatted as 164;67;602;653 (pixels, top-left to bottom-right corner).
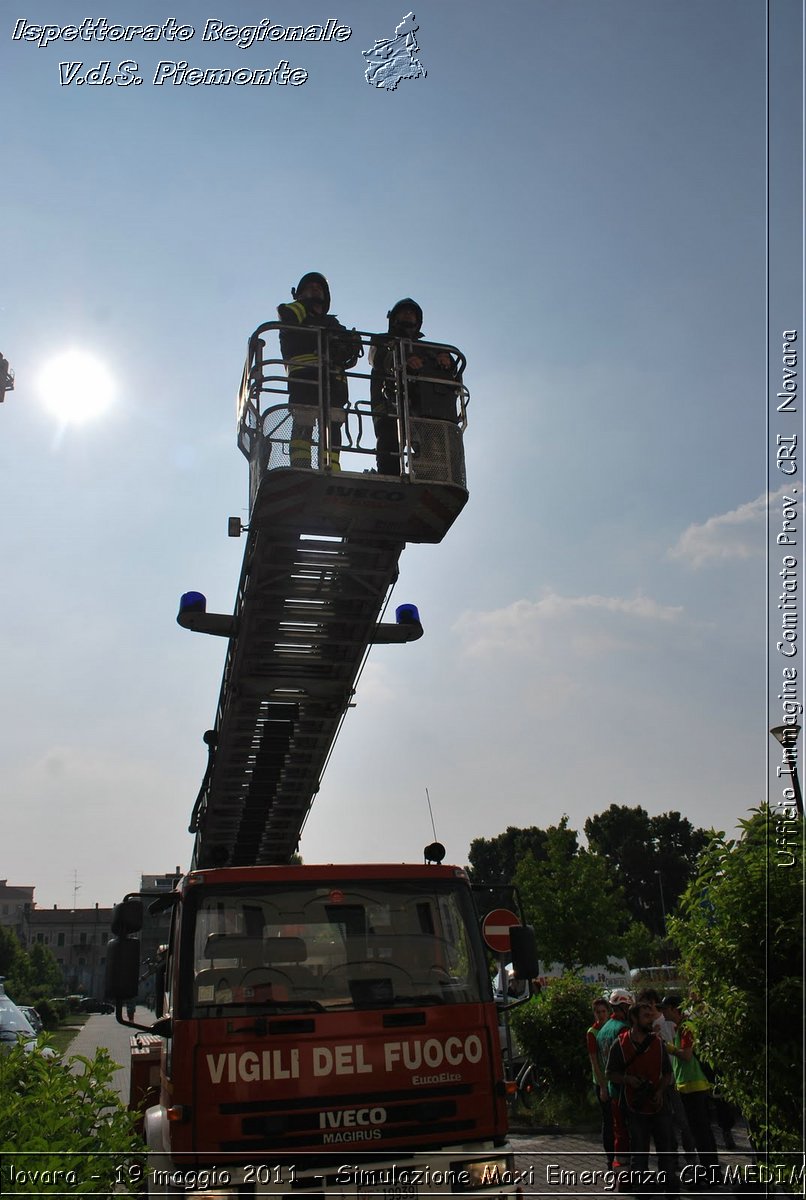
61;1018;766;1197
510;1126;761;1197
65;1008;142;1102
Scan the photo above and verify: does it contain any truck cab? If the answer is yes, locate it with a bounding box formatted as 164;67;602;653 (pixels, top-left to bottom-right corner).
108;863;538;1197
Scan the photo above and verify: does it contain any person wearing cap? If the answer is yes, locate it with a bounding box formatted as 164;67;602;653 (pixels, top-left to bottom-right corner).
595;990;633;1172
662;996;720;1182
278;273;361;469
369;300;459;475
606;1001;675;1187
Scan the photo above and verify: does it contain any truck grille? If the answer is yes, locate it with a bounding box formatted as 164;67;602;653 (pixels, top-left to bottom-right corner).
216;1083;475;1152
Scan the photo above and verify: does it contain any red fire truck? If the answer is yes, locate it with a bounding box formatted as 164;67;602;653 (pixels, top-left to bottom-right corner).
106;320;537;1196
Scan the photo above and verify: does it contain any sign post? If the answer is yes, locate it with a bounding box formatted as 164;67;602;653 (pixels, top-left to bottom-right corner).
481;908;520;957
482;908;522;1095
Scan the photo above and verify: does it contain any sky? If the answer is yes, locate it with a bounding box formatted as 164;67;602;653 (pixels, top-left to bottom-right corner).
1;0;803;910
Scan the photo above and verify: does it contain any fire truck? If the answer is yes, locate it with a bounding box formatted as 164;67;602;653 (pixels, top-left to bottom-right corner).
106;319;538;1197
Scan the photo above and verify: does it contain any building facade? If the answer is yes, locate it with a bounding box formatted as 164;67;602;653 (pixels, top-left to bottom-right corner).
29;904;113;997
0;880;34;946
3;869;183;1002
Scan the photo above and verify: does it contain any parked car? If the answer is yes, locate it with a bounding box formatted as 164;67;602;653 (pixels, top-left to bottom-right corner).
18;1005;43;1034
49;995;85;1012
0;993;35;1051
78;996;114;1014
0;982;58;1058
0;980;37;1052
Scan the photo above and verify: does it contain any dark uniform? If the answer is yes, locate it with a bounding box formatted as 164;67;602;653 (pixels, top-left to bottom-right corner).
370;299;460;475
277;273;361;469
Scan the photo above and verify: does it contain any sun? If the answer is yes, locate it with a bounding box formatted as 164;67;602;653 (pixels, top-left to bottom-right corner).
37;350;116;424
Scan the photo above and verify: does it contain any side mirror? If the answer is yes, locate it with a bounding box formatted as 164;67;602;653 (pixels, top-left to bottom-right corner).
111;899;144;936
510;924;539;980
105;936;141;1001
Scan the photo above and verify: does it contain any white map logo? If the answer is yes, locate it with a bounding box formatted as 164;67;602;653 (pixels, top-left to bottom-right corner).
363;12;426;92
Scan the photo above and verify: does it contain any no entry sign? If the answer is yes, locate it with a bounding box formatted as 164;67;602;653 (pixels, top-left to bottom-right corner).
481;908;520;954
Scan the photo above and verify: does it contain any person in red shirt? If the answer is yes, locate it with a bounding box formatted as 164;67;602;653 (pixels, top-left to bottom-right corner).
638;987;697;1170
607;1001;675;1189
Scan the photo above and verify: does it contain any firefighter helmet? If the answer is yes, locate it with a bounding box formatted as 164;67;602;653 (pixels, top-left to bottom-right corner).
387;298;423;332
292;272;331;311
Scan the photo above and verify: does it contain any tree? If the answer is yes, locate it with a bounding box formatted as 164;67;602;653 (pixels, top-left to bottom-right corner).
28;943;64;996
669;806;804;1161
0;932;64;1004
468;826;549;886
584;805;709;934
0;927;31;998
513;818;623;971
620;919;666;969
0;927;23;977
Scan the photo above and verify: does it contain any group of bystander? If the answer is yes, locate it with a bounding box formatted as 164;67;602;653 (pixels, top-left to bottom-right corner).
586;987;737;1192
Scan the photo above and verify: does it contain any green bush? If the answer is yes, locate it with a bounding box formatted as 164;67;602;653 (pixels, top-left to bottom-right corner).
510;973;600;1118
0;1042;145;1194
51;1000;67;1026
670;806;804;1163
30;998;62;1030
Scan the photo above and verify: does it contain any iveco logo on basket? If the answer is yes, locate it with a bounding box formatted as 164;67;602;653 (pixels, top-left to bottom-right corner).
319;1107;386;1129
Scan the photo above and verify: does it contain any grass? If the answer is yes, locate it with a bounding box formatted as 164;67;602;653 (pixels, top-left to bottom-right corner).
45;1014;89;1055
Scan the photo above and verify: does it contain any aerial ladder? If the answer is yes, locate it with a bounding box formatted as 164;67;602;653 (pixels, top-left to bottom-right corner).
106;323;542;1185
180;321;469;870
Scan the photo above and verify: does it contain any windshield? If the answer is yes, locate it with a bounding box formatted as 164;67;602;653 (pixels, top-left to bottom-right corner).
188;879;487;1014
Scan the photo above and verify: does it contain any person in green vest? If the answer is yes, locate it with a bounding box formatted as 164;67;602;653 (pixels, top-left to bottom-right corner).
586;997;614;1167
661;995;720;1185
595;990;633;1171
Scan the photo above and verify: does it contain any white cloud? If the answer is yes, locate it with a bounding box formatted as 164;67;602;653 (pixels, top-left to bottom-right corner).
456;590;683;658
668;488;791;568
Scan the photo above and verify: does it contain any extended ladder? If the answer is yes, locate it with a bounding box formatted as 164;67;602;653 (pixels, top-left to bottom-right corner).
183;323;469;869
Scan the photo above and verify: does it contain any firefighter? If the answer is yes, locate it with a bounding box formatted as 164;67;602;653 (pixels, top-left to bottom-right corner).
369;299;459;475
277;273;361;469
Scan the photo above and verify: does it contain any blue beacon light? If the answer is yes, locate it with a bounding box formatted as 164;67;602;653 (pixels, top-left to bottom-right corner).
395;603;420;625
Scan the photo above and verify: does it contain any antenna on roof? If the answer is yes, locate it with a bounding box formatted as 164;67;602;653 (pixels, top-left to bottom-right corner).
423;789;446;864
425;787;438;843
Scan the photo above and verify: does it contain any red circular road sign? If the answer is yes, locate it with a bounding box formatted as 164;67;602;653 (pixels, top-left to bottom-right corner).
481;908;520;954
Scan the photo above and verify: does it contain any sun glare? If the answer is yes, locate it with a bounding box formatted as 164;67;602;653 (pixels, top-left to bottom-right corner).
37;350;116;424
